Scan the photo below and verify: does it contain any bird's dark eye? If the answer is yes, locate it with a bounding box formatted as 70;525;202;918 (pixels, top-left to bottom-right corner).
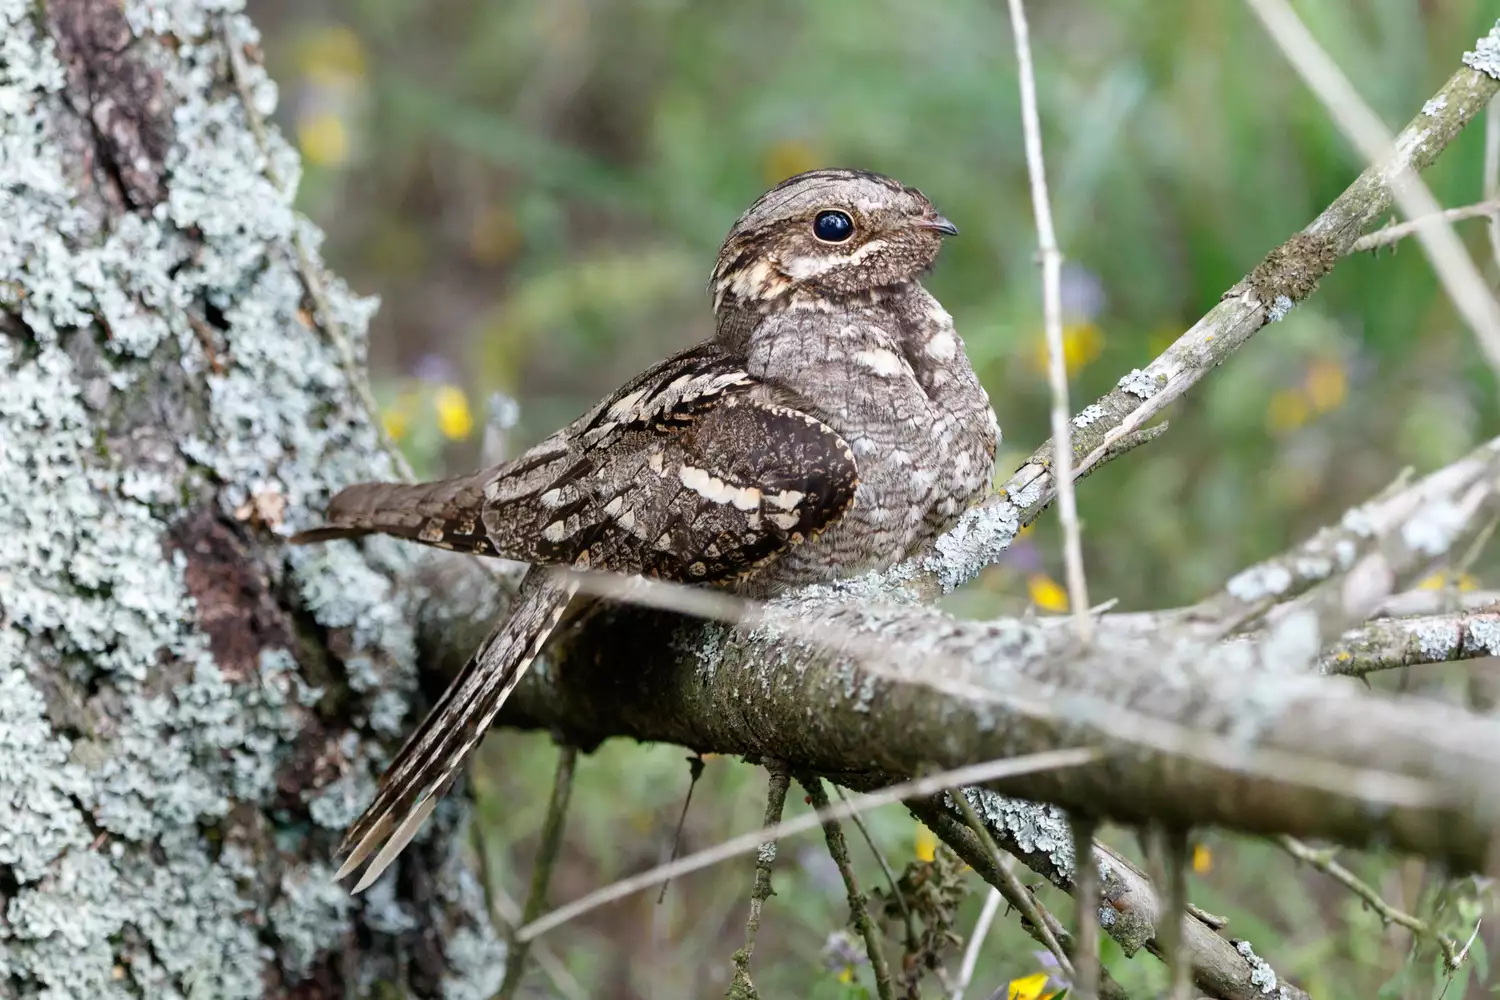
813;210;854;243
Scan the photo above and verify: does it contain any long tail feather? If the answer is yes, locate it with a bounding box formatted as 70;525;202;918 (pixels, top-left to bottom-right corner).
289;472;495;553
336;568;578;891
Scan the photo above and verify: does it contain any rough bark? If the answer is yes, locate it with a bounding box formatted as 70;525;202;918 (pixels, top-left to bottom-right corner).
0;2;503;996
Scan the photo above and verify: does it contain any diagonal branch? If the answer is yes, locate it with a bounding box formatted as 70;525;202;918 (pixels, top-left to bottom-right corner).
911;35;1500;596
1241;3;1500;379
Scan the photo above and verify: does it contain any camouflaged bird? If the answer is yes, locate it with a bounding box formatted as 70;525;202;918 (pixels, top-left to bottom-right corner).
293;168;1001;891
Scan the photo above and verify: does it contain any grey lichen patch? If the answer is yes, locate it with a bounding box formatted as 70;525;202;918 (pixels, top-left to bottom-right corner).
1245;232;1339;308
1266;294;1294;322
957;787;1076;877
923;498;1022;592
1072;403;1107;427
0;0;497;993
1340;506;1377;538
1116;367;1159;399
1401;499;1467;557
1423;95;1449;116
1225;564;1293;603
269;866;357;975
1463;21;1500;80
1468;617;1500;656
1234;939;1280;995
1415;620;1461;661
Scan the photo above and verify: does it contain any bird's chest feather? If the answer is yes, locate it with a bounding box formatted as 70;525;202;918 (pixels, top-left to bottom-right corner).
743;286;999;580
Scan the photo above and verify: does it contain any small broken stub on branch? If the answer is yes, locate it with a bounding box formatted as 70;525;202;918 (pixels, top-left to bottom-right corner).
1241;230;1340;312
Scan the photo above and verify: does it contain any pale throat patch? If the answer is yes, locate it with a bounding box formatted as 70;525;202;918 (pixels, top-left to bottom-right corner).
780;238;890;281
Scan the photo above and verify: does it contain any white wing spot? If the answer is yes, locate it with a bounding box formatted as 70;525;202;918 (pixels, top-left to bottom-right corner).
539;488;563;507
768;511;800;531
925;331;958;360
853;348;906;378
543;520;569;543
648;451;665;474
680;464;762;509
607;388;650;421
603;495;624;517
765;489;805;511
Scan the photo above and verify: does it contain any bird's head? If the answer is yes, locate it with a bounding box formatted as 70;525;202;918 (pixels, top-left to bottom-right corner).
710;168;957;316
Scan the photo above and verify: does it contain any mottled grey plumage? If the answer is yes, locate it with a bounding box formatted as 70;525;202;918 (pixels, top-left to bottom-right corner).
293;168;1000;891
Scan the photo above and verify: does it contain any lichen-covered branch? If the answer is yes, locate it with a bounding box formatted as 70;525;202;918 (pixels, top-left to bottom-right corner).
906;798;1299;1000
0;1;500;994
729;762;791;1000
1316;610;1500;677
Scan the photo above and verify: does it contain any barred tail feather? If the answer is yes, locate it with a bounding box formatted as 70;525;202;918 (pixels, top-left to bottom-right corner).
289;472;496;554
336;569;578;892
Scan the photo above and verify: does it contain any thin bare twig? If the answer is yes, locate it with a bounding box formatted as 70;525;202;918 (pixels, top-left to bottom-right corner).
515;748;1099;943
951;789;1076;981
1160;829;1193;1000
1242;0;1500;380
1006;0;1092;640
657;753;706;904
470;827;588;1000
1277;835;1463;968
495;745;578;1000
801;776;895;1000
1351;200;1500;253
729;762;791;999
1070;816;1102;1000
835;785;920;954
951;889;1002;1000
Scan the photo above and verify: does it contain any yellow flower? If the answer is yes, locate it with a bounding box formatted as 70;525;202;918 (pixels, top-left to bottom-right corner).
1006;971;1058;1000
1192;843;1212;874
1417;571;1479;591
1031;321;1104;376
1027;573;1069;613
297;111;349;167
434;385;474;440
837;966;855;984
1304;357;1347;413
1266;387;1310;435
915;823;938;863
382;407;410;442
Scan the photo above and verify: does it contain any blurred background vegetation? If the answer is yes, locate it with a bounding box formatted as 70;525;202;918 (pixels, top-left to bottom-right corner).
247;0;1499;996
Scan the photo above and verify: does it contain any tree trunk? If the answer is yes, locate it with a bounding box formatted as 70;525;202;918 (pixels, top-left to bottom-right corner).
0;2;502;996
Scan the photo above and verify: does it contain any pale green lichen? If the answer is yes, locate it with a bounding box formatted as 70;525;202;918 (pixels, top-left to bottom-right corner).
0;0;501;994
1463;20;1500;81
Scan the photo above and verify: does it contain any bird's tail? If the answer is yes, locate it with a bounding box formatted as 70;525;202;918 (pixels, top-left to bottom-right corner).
336;568;578;892
288;471;495;554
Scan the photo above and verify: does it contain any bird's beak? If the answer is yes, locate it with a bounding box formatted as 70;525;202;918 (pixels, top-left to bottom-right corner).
912;214;959;236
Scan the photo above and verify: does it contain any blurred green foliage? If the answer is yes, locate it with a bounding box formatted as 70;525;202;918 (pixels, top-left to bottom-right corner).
252;0;1500;995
